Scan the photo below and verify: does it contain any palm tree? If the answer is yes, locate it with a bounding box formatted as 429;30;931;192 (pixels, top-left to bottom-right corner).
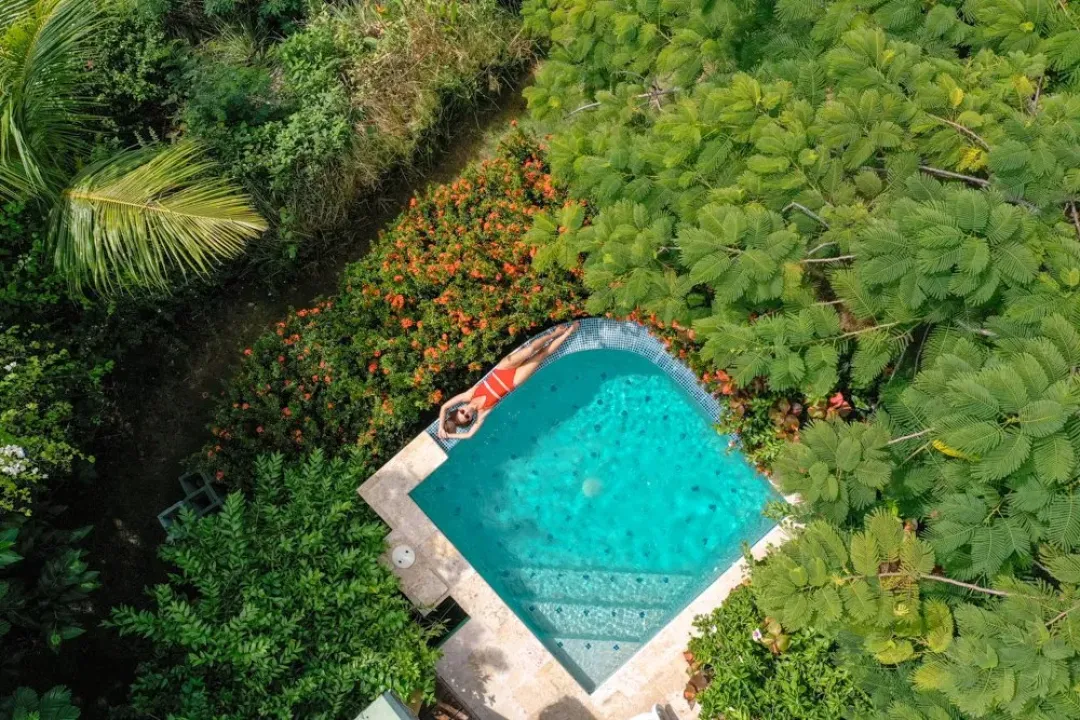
0;0;266;294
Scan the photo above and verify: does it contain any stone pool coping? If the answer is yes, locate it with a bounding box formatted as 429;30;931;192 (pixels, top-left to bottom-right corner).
358;319;796;720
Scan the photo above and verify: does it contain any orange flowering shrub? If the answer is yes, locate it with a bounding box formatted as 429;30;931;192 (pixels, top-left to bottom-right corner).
201;131;586;484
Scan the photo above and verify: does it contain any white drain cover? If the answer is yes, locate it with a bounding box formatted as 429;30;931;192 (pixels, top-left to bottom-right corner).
391;544;416;569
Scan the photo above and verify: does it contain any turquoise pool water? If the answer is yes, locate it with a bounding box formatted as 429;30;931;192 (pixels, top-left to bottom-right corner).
411;349;777;691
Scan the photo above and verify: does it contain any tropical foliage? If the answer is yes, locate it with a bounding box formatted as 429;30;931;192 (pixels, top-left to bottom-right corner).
0;325;102;681
0;686;79;720
1;508;99;671
101;0;533;265
0;0;536;710
0;326;108;514
688;584;870;720
524;0;1080;402
521;0;1080;717
201;131;585;484
0;0;265;294
109;451;440;719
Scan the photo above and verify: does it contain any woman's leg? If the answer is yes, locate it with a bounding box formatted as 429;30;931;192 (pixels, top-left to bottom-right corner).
497;323;574;369
511;322;578;385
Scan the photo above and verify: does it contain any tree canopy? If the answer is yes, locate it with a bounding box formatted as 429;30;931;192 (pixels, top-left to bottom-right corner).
522;0;1080;716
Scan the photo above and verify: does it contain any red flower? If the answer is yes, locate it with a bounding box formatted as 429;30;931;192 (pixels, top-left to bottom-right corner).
216;470;224;480
244;348;252;356
256;426;264;434
282;407;292;417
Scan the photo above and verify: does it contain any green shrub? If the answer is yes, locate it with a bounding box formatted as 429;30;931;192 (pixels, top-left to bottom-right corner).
0;327;110;514
1;509;99;662
202;0;311;31
688;585;870;720
0;685;79;720
109;451;440;719
0;202;65;321
176;0;533;263
201;131;585;484
88;0;180;141
181;49;277;131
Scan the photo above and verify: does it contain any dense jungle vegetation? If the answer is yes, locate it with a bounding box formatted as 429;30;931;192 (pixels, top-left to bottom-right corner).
521;0;1080;716
7;0;1080;717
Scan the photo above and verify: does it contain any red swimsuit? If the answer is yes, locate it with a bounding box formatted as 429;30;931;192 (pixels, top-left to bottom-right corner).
472;367;518;409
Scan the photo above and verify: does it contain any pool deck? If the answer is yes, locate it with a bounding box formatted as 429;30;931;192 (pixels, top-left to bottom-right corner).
359;431;794;720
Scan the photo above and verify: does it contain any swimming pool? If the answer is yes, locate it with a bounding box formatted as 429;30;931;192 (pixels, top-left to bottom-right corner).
411;348;777;692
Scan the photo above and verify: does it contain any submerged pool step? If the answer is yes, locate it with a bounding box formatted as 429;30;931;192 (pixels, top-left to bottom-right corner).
522;599;667;640
548;636;646;689
500;566;700;607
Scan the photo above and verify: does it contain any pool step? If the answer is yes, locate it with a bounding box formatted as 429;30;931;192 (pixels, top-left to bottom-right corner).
522;600;668;640
547;636;646;689
500;566;700;607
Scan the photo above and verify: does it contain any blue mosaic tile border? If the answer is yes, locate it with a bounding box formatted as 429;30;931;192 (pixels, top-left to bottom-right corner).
426;318;723;453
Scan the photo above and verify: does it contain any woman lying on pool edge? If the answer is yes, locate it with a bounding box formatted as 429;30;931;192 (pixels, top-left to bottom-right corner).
437;322;579;439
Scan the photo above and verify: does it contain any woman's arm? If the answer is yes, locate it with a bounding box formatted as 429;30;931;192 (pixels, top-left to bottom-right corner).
437;391;474;438
439;391;473;418
453;409;489;439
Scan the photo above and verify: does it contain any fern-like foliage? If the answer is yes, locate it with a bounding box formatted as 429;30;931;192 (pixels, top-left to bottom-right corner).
895;318;1080;579
775;417;894;524
854;181;1046;320
696;305;844;397
524;0;1080;715
527;0;1080;396
756;512;1080;718
695;304;912;397
678;204;810;306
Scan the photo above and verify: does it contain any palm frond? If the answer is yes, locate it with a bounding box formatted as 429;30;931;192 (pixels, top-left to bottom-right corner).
0;0;101;197
53;143;268;294
0;161;32;200
0;0;36;29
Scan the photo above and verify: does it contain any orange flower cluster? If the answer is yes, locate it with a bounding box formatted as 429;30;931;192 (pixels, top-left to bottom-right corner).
200;131;587;485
